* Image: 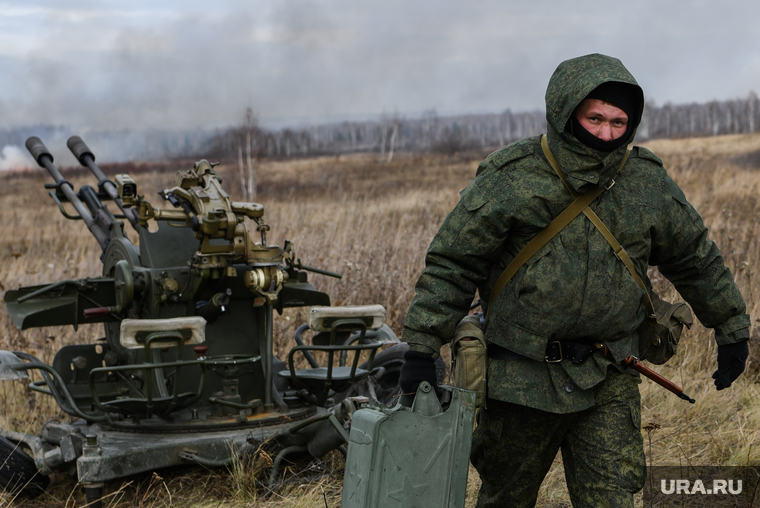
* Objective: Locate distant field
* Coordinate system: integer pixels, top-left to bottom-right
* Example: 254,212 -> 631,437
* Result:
1,135 -> 759,506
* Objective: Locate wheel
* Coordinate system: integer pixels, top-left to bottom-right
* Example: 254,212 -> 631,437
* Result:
361,343 -> 408,404
340,343 -> 446,405
0,436 -> 48,497
102,237 -> 142,356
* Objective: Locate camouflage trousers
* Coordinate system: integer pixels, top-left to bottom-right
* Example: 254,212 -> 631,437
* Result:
470,370 -> 645,508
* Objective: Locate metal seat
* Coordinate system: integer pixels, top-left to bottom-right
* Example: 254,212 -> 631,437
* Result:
278,305 -> 386,405
91,317 -> 208,418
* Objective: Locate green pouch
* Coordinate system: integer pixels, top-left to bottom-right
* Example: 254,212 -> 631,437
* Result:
636,291 -> 694,365
451,314 -> 488,408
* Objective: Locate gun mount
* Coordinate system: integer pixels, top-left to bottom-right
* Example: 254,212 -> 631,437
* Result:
0,136 -> 406,505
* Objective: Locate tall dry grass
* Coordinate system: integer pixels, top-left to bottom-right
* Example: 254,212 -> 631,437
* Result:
0,134 -> 759,506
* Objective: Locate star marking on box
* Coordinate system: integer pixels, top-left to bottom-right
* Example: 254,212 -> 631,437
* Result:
387,474 -> 429,507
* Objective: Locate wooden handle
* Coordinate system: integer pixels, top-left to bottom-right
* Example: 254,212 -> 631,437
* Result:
622,356 -> 695,403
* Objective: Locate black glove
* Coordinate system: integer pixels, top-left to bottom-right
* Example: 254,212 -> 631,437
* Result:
399,350 -> 439,395
712,340 -> 749,390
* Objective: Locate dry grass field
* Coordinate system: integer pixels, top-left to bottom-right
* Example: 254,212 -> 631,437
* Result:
1,133 -> 760,506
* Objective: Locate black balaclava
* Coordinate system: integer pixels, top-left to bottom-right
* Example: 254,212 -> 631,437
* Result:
569,81 -> 639,152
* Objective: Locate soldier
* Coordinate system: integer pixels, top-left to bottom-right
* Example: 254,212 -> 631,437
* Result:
399,53 -> 750,507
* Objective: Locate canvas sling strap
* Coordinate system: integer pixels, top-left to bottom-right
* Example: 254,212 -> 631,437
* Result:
486,135 -> 642,316
538,135 -> 656,319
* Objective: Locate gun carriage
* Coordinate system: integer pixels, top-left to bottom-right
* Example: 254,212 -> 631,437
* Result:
0,137 -> 408,504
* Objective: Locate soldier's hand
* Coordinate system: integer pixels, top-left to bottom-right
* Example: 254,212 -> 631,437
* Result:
399,350 -> 438,395
712,340 -> 749,390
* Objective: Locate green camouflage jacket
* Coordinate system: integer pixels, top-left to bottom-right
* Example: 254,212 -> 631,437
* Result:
402,54 -> 750,413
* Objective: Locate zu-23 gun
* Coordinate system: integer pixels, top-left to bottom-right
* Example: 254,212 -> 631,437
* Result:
0,136 -> 403,505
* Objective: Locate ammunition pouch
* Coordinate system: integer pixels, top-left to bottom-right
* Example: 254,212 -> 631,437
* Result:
451,315 -> 488,409
636,291 -> 694,365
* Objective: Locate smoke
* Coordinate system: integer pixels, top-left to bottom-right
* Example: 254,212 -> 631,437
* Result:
4,0 -> 760,135
0,145 -> 35,171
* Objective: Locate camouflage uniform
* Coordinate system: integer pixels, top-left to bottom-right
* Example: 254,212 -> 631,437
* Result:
471,370 -> 644,507
402,54 -> 750,506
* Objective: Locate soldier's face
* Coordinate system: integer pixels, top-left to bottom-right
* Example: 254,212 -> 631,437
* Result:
575,99 -> 629,141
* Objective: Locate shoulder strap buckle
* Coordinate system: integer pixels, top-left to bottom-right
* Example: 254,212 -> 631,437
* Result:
545,341 -> 563,363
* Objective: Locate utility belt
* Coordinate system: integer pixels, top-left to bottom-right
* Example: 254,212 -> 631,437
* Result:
451,318 -> 605,410
487,341 -> 603,364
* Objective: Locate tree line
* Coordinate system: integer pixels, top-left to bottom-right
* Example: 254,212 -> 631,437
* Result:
3,92 -> 758,168
205,109 -> 548,161
207,92 -> 760,161
638,93 -> 760,139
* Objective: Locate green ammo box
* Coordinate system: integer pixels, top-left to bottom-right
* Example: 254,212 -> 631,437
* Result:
342,382 -> 476,508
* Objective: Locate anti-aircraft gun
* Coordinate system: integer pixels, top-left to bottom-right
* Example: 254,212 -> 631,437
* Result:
0,137 -> 407,504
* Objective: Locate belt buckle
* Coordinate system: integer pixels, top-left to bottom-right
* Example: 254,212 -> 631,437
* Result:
545,341 -> 563,363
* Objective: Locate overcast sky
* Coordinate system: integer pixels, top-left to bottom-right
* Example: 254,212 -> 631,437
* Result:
2,0 -> 759,133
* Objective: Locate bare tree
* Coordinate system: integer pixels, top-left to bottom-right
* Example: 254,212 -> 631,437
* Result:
237,134 -> 248,201
749,92 -> 758,133
379,114 -> 388,162
386,114 -> 399,164
422,109 -> 438,151
245,107 -> 258,201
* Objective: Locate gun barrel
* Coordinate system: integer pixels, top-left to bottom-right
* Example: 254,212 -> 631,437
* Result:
66,136 -> 139,228
298,264 -> 343,279
25,137 -> 110,250
26,136 -> 63,181
68,136 -> 108,185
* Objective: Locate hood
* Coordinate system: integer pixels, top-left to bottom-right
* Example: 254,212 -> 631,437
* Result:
544,54 -> 645,191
